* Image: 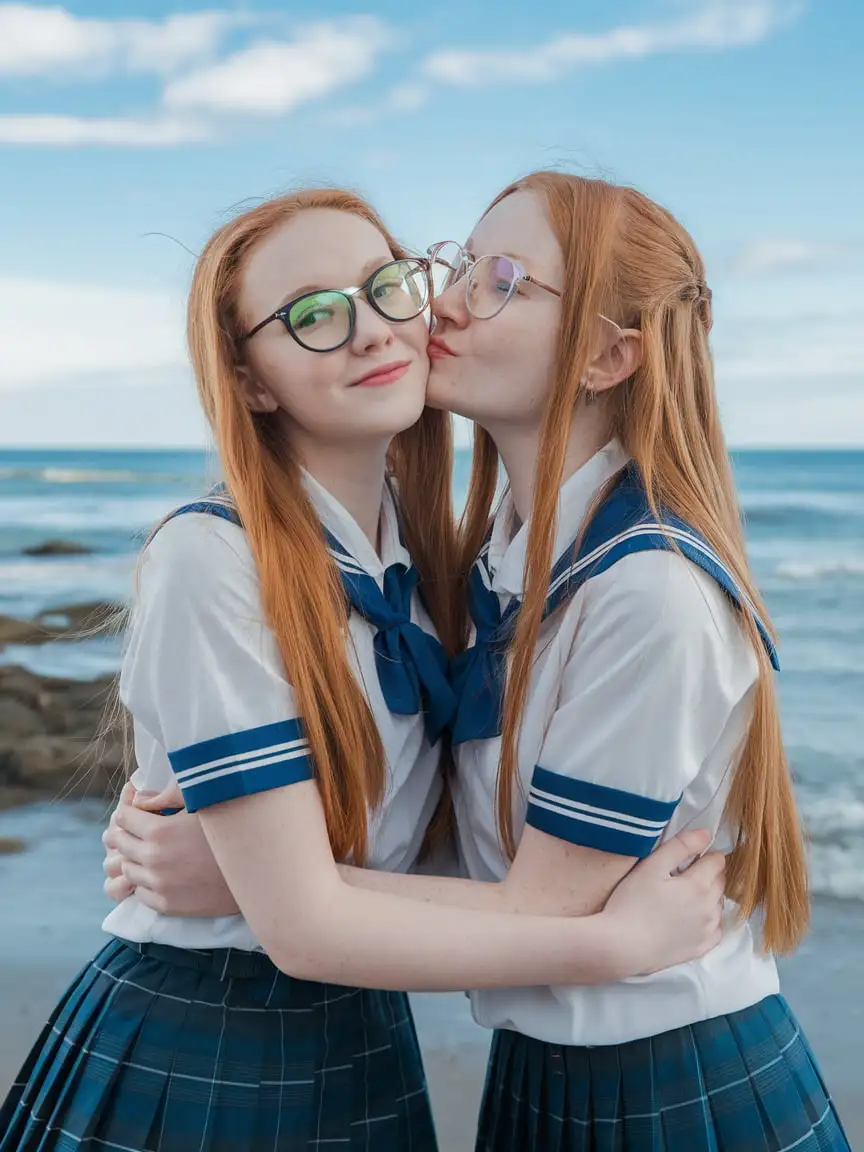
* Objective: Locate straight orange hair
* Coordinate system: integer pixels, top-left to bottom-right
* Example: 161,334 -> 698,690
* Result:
187,188 -> 459,865
459,171 -> 809,954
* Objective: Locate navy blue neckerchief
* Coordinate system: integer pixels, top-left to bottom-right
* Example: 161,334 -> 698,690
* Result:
450,462 -> 779,745
152,486 -> 456,745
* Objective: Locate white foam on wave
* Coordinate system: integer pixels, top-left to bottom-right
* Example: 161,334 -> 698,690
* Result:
775,558 -> 864,581
0,466 -> 195,485
802,794 -> 864,838
809,844 -> 864,902
740,490 -> 862,517
41,468 -> 144,484
800,791 -> 864,903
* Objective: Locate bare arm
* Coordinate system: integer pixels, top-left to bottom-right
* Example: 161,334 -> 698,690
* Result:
106,786 -> 671,920
335,840 -> 621,917
193,776 -> 720,991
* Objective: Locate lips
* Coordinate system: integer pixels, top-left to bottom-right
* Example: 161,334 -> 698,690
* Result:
428,337 -> 456,359
352,361 -> 411,387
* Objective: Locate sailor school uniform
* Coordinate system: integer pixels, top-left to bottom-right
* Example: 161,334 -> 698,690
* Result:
453,440 -> 849,1151
0,473 -> 451,1152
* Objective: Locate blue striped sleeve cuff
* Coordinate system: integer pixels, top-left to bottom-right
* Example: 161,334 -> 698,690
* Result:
525,765 -> 679,858
168,718 -> 313,812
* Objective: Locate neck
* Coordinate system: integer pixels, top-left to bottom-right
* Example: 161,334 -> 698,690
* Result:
295,432 -> 390,551
484,397 -> 613,524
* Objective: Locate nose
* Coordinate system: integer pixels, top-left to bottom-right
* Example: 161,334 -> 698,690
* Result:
431,277 -> 470,331
350,297 -> 396,355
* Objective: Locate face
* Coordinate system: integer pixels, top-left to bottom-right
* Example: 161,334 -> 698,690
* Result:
236,208 -> 430,448
425,191 -> 562,430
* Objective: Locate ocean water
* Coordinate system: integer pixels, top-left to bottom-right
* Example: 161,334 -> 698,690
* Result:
0,446 -> 862,905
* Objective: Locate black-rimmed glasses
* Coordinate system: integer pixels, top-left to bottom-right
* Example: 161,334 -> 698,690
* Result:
241,257 -> 432,353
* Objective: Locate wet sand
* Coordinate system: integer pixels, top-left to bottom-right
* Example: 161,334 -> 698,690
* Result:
0,801 -> 861,1149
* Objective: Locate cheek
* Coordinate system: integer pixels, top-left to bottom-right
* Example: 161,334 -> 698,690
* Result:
255,343 -> 341,417
399,314 -> 432,358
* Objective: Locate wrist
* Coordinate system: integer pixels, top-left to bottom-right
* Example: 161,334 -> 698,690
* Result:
577,911 -> 633,984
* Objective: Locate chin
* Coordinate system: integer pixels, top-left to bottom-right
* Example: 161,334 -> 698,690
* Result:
425,363 -> 462,412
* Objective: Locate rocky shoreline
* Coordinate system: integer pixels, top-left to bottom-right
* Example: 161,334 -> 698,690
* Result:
0,601 -> 125,811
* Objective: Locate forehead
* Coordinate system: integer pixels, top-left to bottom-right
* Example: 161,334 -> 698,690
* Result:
467,190 -> 561,274
239,208 -> 394,316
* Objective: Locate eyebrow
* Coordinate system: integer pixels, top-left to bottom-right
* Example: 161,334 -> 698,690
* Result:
275,255 -> 391,309
464,240 -> 528,265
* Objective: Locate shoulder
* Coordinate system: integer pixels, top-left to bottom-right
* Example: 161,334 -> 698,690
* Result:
579,548 -> 758,677
138,510 -> 258,611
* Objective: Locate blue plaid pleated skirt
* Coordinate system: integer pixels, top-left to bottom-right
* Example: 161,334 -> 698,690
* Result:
475,995 -> 849,1151
0,936 -> 438,1151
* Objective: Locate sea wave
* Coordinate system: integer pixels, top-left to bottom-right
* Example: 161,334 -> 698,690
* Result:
0,467 -> 193,485
740,490 -> 863,515
775,558 -> 864,581
809,844 -> 864,903
801,791 -> 864,903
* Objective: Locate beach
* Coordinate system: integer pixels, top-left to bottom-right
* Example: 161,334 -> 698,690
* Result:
0,800 -> 862,1149
1,447 -> 862,1148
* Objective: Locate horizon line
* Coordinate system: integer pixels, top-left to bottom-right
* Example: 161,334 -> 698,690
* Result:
1,442 -> 863,453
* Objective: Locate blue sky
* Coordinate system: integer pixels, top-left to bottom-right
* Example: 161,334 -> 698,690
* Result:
0,0 -> 861,447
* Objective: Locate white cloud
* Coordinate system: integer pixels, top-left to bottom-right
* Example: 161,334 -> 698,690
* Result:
163,18 -> 392,116
0,4 -> 241,77
0,277 -> 186,389
387,83 -> 429,112
730,239 -> 845,277
424,0 -> 802,85
0,114 -> 214,146
322,81 -> 429,128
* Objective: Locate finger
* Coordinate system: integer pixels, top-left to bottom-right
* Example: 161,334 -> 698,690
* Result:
120,780 -> 137,805
131,885 -> 168,915
649,828 -> 713,875
104,875 -> 135,903
134,782 -> 184,812
102,823 -> 119,852
115,799 -> 165,840
686,850 -> 726,885
112,823 -> 152,866
120,859 -> 156,890
103,851 -> 124,880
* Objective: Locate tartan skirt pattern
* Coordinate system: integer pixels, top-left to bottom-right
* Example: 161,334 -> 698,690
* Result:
475,995 -> 849,1152
0,937 -> 438,1151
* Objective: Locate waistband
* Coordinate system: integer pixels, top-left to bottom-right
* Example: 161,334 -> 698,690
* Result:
118,938 -> 279,981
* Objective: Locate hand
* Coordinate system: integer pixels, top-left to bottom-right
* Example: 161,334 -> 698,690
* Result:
101,781 -> 239,918
603,829 -> 726,976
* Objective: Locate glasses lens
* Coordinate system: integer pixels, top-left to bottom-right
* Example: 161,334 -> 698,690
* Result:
287,290 -> 352,351
467,255 -> 519,319
429,243 -> 466,297
370,259 -> 429,321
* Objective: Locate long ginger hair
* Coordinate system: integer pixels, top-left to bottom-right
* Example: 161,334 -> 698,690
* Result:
459,171 -> 809,953
187,189 -> 459,864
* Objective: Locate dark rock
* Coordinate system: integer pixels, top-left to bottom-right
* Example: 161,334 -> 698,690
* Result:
0,837 -> 26,855
0,663 -> 123,807
35,600 -> 125,636
0,601 -> 124,651
0,615 -> 44,646
0,696 -> 42,738
23,540 -> 92,557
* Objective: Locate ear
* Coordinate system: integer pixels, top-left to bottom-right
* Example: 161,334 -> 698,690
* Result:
585,326 -> 642,395
236,362 -> 279,414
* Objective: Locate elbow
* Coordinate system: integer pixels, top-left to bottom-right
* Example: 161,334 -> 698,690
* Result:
268,944 -> 322,982
254,894 -> 341,983
260,925 -> 327,982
